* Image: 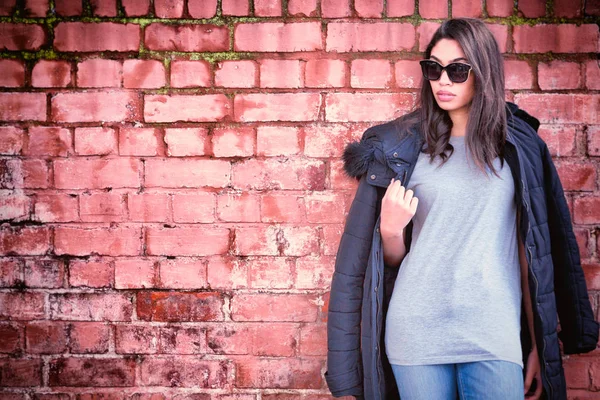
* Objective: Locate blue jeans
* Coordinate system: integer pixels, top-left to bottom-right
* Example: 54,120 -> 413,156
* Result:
391,360 -> 525,400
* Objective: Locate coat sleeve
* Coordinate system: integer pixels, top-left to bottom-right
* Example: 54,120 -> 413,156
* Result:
325,172 -> 379,398
541,141 -> 599,354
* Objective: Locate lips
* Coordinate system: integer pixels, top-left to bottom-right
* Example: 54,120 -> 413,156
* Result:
436,91 -> 455,101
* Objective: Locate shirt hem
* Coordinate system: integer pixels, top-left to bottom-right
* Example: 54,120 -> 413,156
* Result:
387,354 -> 524,369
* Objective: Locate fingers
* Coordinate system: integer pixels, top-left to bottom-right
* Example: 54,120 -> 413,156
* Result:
523,368 -> 535,395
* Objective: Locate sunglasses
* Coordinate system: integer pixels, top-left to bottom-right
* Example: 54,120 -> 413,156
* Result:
419,60 -> 472,83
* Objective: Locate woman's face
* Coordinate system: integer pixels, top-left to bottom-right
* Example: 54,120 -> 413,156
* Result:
427,38 -> 476,116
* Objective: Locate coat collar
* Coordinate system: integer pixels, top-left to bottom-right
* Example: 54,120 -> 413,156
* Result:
342,102 -> 540,182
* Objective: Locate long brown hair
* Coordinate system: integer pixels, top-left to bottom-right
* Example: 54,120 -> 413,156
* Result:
417,18 -> 507,177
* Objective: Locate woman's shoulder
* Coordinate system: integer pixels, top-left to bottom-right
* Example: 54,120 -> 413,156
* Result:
342,110 -> 422,179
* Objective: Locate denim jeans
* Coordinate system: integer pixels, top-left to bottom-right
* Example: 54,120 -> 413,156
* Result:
391,360 -> 525,400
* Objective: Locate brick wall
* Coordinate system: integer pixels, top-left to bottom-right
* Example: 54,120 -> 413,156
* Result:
0,0 -> 599,398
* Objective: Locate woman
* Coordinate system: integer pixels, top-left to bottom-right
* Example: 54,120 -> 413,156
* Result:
325,18 -> 598,400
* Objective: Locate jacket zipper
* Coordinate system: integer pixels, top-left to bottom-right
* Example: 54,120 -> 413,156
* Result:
375,245 -> 382,398
523,181 -> 553,398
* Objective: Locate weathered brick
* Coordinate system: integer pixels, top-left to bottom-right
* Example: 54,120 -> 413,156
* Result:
145,94 -> 231,122
0,292 -> 45,320
215,60 -> 257,88
137,291 -> 224,322
321,0 -> 351,17
26,126 -> 72,157
326,92 -> 413,122
235,23 -> 322,52
122,0 -> 149,16
387,0 -> 414,16
55,0 -> 81,15
217,192 -> 261,222
504,60 -> 534,90
24,258 -> 65,288
77,59 -> 122,88
33,193 -> 79,223
351,59 -> 392,88
231,293 -> 318,322
355,0 -> 383,17
287,0 -> 318,16
232,159 -> 326,190
518,0 -> 546,17
260,59 -> 302,88
586,60 -> 600,90
1,191 -> 29,221
305,59 -> 346,88
257,126 -> 301,156
54,226 -> 141,256
248,257 -> 294,289
452,0 -> 482,17
49,292 -> 134,321
90,0 -> 117,16
115,324 -> 159,354
0,93 -> 46,122
48,357 -> 136,386
0,226 -> 50,256
154,0 -> 183,18
51,91 -> 141,123
128,191 -> 170,222
145,158 -> 231,188
327,22 -> 415,52
54,158 -> 141,189
119,127 -> 162,156
212,127 -> 255,157
260,193 -> 306,223
514,24 -> 599,53
54,22 -> 140,52
25,321 -> 68,354
172,192 -> 216,223
538,61 -> 583,90
159,258 -> 207,289
395,60 -> 422,88
486,0 -> 513,16
145,23 -> 229,51
0,358 -> 43,386
139,357 -> 227,388
74,127 -> 118,155
223,0 -> 249,15
123,59 -> 166,89
207,256 -> 248,289
234,357 -> 322,388
0,23 -> 45,50
114,258 -> 157,289
69,259 -> 113,289
419,0 -> 448,18
574,196 -> 600,224
170,60 -> 211,88
514,94 -> 599,124
0,60 -> 25,87
188,0 -> 217,18
235,93 -> 320,122
255,0 -> 281,16
146,226 -> 230,256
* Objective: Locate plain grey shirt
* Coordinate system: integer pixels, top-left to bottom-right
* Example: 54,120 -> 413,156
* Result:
385,134 -> 524,368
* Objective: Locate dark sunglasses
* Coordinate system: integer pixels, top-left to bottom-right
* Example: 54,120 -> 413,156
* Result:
419,60 -> 472,83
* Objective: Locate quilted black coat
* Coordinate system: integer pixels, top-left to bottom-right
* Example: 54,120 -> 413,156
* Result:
325,102 -> 599,400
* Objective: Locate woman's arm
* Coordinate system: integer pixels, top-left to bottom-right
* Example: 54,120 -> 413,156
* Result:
382,226 -> 407,268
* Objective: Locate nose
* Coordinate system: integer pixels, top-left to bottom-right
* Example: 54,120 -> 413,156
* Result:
439,69 -> 452,85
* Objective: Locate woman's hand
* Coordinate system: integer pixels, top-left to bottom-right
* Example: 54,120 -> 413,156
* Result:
380,178 -> 418,238
524,346 -> 543,399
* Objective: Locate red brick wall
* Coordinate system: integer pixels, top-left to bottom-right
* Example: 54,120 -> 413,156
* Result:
0,0 -> 599,398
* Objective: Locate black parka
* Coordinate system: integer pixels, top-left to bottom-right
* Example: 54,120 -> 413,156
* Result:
325,102 -> 599,400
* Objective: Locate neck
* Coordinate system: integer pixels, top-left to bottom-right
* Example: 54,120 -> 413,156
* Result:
448,107 -> 469,137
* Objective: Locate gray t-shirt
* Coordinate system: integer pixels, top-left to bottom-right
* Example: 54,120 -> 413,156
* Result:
384,134 -> 523,368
